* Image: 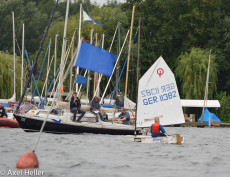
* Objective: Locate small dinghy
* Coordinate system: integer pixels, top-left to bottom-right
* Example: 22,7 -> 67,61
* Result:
126,134 -> 184,144
0,118 -> 20,128
126,57 -> 185,143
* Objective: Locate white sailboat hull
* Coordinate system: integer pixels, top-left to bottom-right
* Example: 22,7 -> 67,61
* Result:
126,135 -> 184,144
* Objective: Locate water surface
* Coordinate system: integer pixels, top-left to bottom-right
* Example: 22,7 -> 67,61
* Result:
0,127 -> 229,177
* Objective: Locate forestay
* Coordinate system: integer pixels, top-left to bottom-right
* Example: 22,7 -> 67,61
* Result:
136,56 -> 185,127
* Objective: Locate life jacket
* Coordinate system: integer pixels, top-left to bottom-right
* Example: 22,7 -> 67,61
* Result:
151,123 -> 160,134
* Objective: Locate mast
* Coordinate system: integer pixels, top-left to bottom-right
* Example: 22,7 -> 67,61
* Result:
86,29 -> 94,100
54,34 -> 58,78
125,5 -> 135,97
76,3 -> 82,92
46,39 -> 51,95
59,0 -> 70,98
135,18 -> 141,136
93,33 -> 98,96
21,23 -> 24,96
12,11 -> 16,99
116,22 -> 121,97
201,50 -> 211,123
70,35 -> 74,93
98,33 -> 105,97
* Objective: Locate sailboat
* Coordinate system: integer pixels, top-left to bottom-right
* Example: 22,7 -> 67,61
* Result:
13,1 -> 142,135
127,56 -> 185,143
198,50 -> 222,127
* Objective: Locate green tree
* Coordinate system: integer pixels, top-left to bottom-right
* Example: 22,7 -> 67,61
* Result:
0,51 -> 23,99
215,91 -> 230,123
175,48 -> 218,99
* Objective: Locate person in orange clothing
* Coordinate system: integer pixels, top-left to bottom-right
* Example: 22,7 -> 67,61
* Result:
150,117 -> 167,137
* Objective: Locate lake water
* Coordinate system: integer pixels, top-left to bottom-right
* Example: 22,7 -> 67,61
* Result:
0,127 -> 230,177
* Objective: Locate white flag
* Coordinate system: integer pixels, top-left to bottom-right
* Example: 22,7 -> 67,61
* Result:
83,10 -> 103,26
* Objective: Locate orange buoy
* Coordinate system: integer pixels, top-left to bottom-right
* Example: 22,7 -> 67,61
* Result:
60,85 -> 64,93
16,152 -> 39,169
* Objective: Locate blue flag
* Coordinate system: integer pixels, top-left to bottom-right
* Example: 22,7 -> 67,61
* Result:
76,74 -> 87,85
83,10 -> 103,26
75,41 -> 116,77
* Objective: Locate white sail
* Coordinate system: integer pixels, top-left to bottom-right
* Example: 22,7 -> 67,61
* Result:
124,96 -> 136,110
136,56 -> 185,127
0,94 -> 16,104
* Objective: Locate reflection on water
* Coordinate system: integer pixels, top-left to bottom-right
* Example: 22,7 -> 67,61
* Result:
0,127 -> 230,177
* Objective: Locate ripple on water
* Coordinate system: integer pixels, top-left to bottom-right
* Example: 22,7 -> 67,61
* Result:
1,127 -> 230,177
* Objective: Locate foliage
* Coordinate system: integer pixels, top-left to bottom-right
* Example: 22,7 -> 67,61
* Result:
0,0 -> 48,54
215,92 -> 230,122
2,0 -> 230,122
175,48 -> 218,99
0,51 -> 23,99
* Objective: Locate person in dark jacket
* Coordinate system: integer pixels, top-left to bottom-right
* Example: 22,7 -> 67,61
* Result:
90,96 -> 103,122
150,117 -> 167,137
0,104 -> 7,118
115,95 -> 124,108
70,92 -> 85,122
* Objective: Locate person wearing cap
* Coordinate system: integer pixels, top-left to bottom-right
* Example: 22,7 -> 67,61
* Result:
150,117 -> 167,137
70,92 -> 85,122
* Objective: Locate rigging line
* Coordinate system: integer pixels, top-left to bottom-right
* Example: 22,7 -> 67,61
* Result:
24,50 -> 45,109
97,35 -> 102,46
15,38 -> 22,56
42,65 -> 61,105
109,28 -> 139,104
92,33 -> 96,44
93,23 -> 119,99
52,31 -> 75,100
32,0 -> 69,153
40,54 -> 54,106
100,28 -> 129,104
30,44 -> 50,104
16,0 -> 59,112
46,68 -> 61,106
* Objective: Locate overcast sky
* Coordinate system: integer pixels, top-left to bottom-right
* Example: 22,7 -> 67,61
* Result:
91,0 -> 126,6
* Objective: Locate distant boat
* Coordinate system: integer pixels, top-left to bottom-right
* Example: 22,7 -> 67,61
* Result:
198,108 -> 222,126
127,56 -> 185,144
0,101 -> 20,128
0,118 -> 20,128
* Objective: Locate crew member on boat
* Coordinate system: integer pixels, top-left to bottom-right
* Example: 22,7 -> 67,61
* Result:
115,95 -> 124,108
70,92 -> 85,122
90,96 -> 103,122
0,104 -> 7,118
151,117 -> 167,137
112,107 -> 130,125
